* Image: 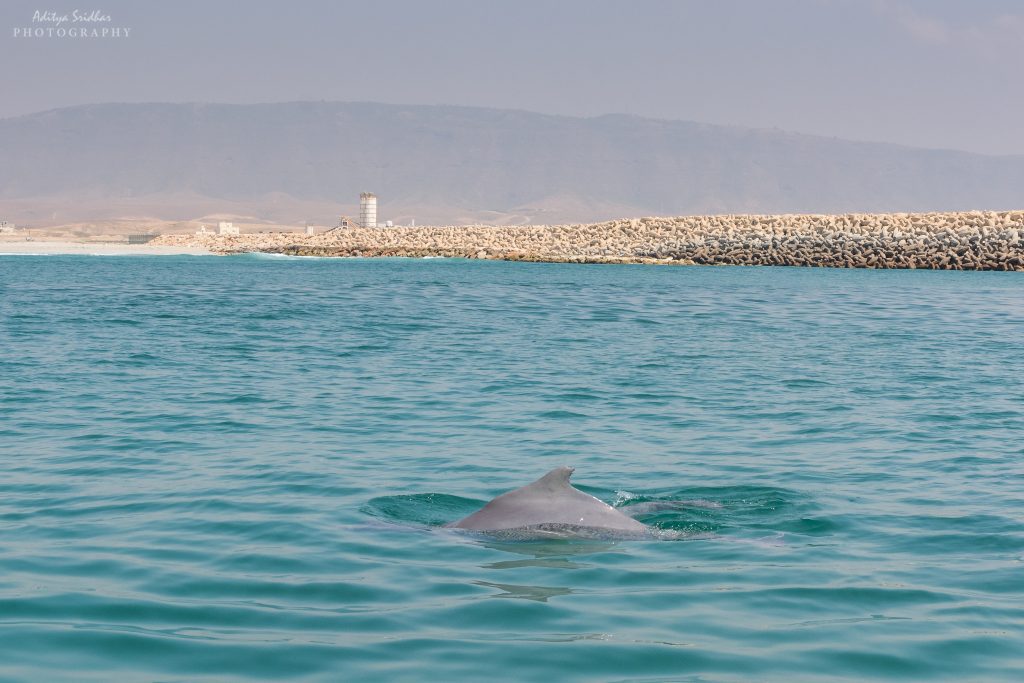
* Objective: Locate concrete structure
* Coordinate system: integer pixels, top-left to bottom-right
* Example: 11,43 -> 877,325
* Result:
196,225 -> 211,235
0,221 -> 15,234
151,209 -> 1024,271
218,221 -> 239,235
305,224 -> 316,236
359,193 -> 377,228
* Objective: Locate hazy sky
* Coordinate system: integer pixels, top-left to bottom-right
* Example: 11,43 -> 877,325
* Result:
2,0 -> 1022,155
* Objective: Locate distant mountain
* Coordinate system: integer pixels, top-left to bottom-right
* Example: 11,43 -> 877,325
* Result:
1,101 -> 1022,226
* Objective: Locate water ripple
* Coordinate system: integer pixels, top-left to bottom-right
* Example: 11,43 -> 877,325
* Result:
0,257 -> 1022,681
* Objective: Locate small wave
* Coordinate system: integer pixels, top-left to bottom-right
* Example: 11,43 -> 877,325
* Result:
535,409 -> 588,419
613,490 -> 639,506
362,493 -> 472,528
233,252 -> 329,260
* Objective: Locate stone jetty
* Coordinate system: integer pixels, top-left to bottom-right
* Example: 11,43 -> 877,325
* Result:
153,210 -> 1024,270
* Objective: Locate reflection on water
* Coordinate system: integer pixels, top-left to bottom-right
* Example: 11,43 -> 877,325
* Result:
482,557 -> 591,571
472,580 -> 575,602
475,538 -> 620,565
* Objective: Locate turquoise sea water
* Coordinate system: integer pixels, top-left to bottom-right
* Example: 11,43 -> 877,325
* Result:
1,255 -> 1022,682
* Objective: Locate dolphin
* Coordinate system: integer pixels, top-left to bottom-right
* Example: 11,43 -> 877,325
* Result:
445,466 -> 649,536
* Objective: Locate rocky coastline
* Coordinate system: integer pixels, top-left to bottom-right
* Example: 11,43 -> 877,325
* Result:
153,210 -> 1024,270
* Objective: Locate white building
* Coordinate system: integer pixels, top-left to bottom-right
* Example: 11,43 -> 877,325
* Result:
359,193 -> 377,228
218,221 -> 239,235
0,221 -> 15,234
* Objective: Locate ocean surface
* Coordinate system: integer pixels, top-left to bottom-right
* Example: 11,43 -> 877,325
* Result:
1,254 -> 1022,682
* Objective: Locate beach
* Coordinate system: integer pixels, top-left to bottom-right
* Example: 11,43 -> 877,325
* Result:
0,240 -> 212,256
153,210 -> 1024,270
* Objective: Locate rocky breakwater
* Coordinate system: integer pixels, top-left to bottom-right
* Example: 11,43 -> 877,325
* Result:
153,210 -> 1024,270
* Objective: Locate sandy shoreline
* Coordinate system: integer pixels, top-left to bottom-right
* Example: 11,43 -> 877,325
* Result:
0,241 -> 212,256
152,210 -> 1024,270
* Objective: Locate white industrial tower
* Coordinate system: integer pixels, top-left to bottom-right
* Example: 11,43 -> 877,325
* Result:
359,192 -> 377,228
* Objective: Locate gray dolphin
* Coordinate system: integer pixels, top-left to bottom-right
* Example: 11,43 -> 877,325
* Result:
445,466 -> 648,535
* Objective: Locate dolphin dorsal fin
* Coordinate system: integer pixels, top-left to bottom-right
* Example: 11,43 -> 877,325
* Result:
535,466 -> 575,490
447,466 -> 648,533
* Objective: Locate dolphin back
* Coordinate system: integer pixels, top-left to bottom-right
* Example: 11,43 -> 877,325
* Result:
446,467 -> 648,534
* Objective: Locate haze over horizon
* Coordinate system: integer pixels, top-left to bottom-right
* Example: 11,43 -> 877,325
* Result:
3,100 -> 1023,229
2,0 -> 1023,155
4,97 -> 1023,160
